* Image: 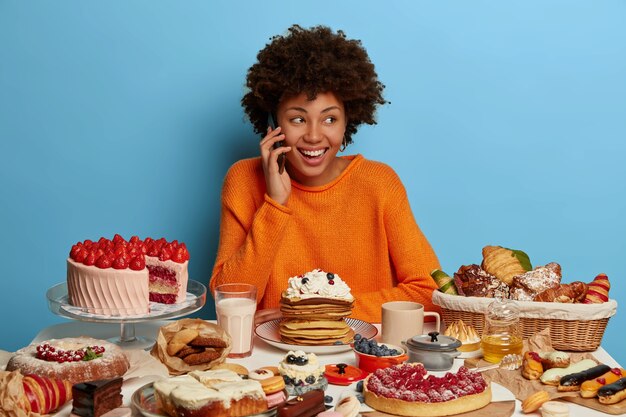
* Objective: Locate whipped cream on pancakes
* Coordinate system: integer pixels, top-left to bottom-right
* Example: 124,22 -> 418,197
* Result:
284,269 -> 354,301
279,269 -> 356,345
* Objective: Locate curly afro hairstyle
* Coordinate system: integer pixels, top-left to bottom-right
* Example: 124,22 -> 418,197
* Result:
242,25 -> 387,146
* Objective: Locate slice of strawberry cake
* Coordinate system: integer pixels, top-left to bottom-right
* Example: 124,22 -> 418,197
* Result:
143,237 -> 189,304
67,234 -> 189,316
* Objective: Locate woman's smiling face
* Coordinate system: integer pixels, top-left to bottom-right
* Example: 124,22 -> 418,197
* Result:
277,91 -> 347,187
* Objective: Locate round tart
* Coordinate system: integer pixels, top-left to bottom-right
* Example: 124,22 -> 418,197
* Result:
363,363 -> 491,417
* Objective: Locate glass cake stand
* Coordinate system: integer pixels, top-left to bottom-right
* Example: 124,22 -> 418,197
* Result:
46,280 -> 207,350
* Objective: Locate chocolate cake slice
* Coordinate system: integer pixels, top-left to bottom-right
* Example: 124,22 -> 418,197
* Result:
72,377 -> 123,417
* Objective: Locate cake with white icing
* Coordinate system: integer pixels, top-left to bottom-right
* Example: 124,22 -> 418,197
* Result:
153,370 -> 266,417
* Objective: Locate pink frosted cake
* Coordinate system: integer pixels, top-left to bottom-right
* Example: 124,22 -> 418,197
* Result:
67,234 -> 189,316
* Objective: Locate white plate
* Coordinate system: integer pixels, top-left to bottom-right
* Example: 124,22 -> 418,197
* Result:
132,382 -> 277,417
254,318 -> 377,354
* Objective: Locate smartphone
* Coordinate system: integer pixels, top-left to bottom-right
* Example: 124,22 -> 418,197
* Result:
267,113 -> 286,174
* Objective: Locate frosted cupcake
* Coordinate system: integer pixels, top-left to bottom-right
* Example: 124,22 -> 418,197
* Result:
278,350 -> 328,395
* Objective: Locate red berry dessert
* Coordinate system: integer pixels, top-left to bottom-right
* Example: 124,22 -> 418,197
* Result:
67,234 -> 189,316
143,237 -> 190,304
363,363 -> 492,417
6,337 -> 130,386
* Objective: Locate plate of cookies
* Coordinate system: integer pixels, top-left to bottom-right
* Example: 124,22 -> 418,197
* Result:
255,318 -> 377,354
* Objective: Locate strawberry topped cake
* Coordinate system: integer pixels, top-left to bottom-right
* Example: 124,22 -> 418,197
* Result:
67,234 -> 189,316
364,363 -> 491,417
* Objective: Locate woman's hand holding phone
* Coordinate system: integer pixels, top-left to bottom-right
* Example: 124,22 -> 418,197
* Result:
260,122 -> 291,205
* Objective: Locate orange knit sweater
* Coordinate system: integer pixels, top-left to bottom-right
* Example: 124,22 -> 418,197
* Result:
210,154 -> 441,322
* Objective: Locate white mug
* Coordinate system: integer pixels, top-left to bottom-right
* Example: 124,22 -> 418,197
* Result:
381,301 -> 441,346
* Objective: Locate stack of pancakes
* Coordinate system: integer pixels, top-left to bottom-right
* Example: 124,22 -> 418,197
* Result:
278,270 -> 355,345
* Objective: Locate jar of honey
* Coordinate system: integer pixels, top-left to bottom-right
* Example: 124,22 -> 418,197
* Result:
481,298 -> 523,363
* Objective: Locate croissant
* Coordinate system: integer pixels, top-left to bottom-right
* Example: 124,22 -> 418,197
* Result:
0,370 -> 73,414
534,281 -> 588,303
481,246 -> 532,286
583,273 -> 610,303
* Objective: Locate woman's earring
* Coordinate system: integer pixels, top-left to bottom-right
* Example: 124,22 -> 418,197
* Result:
340,137 -> 347,152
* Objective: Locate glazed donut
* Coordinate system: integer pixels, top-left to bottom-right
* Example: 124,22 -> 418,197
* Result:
249,368 -> 275,381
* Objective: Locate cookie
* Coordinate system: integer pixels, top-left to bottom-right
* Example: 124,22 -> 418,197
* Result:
175,345 -> 204,358
522,390 -> 550,413
181,349 -> 222,365
166,328 -> 199,356
249,368 -> 275,381
189,336 -> 228,348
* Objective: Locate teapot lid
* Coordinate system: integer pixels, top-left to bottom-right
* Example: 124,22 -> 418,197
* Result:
405,332 -> 461,351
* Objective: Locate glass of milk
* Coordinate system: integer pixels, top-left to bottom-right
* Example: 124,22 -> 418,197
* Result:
214,283 -> 257,358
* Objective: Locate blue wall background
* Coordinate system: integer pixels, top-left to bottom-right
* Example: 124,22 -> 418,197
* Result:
1,1 -> 624,365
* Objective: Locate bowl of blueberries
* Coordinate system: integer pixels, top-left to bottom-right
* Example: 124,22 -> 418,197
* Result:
351,334 -> 408,373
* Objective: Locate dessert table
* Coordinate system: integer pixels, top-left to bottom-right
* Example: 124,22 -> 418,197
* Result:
26,320 -> 624,417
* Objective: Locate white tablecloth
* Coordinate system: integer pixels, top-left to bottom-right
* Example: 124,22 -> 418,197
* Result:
23,320 -> 623,417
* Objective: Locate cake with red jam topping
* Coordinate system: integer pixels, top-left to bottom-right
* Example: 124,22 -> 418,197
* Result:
364,363 -> 491,417
67,234 -> 189,316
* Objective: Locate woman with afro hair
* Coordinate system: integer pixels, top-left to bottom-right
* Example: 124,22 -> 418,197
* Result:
210,25 -> 440,323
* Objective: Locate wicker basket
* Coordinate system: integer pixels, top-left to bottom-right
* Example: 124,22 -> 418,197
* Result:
432,291 -> 617,351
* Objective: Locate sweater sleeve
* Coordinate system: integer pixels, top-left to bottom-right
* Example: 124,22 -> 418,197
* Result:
352,170 -> 441,322
209,161 -> 292,302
